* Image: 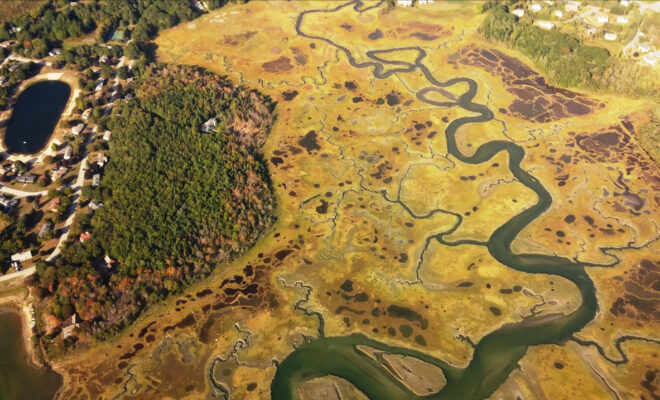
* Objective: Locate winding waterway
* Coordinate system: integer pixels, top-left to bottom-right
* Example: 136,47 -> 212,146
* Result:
271,1 -> 601,399
0,311 -> 62,400
4,80 -> 70,155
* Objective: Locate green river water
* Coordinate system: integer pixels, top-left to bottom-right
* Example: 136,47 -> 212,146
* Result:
271,1 -> 601,399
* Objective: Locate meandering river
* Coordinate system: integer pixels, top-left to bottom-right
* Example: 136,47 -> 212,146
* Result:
271,2 -> 600,399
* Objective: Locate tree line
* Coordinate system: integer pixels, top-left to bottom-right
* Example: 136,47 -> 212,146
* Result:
34,65 -> 276,344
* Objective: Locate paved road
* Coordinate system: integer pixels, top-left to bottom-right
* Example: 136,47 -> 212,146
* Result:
635,0 -> 660,14
46,126 -> 98,262
0,266 -> 35,283
0,54 -> 52,68
0,186 -> 48,197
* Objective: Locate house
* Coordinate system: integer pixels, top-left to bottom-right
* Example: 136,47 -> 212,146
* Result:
82,108 -> 92,121
94,78 -> 105,92
92,173 -> 100,187
535,20 -> 555,30
8,26 -> 21,34
103,130 -> 112,141
79,231 -> 91,243
530,3 -> 542,12
585,25 -> 598,36
72,123 -> 85,135
621,0 -> 630,6
0,40 -> 15,49
51,166 -> 68,181
63,145 -> 73,160
89,200 -> 104,210
512,8 -> 525,17
0,195 -> 18,212
643,52 -> 658,66
99,55 -> 109,65
417,0 -> 433,4
104,254 -> 116,271
10,250 -> 32,262
61,314 -> 79,338
96,153 -> 108,167
604,32 -> 618,41
616,15 -> 628,24
0,76 -> 6,85
1,164 -> 12,175
397,0 -> 413,6
565,2 -> 579,12
38,222 -> 53,238
554,10 -> 563,18
48,48 -> 61,57
8,63 -> 20,72
639,43 -> 651,53
596,14 -> 609,24
49,197 -> 60,212
192,0 -> 205,11
15,174 -> 37,184
201,117 -> 217,133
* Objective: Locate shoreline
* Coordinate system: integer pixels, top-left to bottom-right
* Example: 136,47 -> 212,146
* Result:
0,295 -> 41,369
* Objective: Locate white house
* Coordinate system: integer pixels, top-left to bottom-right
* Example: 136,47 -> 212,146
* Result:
554,10 -> 563,18
63,145 -> 73,160
193,0 -> 205,11
48,48 -> 61,57
643,52 -> 658,66
531,3 -> 542,12
397,0 -> 413,6
89,201 -> 104,210
92,174 -> 101,187
72,123 -> 85,135
585,25 -> 598,36
535,20 -> 555,30
513,8 -> 525,17
201,117 -> 217,133
0,76 -> 6,85
604,32 -> 618,41
94,78 -> 105,92
621,0 -> 630,6
82,108 -> 92,121
103,130 -> 112,141
11,250 -> 32,262
96,153 -> 108,167
565,2 -> 579,12
597,14 -> 609,24
638,43 -> 651,53
616,15 -> 628,24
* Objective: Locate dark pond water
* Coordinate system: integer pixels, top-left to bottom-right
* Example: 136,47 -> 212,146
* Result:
0,311 -> 62,400
4,80 -> 71,155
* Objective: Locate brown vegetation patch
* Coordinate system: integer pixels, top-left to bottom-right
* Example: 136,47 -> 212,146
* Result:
262,56 -> 294,73
223,31 -> 257,46
561,125 -> 660,212
396,22 -> 450,40
449,44 -> 603,122
610,259 -> 660,322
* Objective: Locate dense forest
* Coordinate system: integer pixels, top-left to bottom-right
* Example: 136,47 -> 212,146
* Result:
479,4 -> 659,98
34,65 -> 276,342
0,0 -> 237,58
479,4 -> 612,89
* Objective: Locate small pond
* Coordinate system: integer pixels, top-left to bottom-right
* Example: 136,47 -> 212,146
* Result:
4,80 -> 71,155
